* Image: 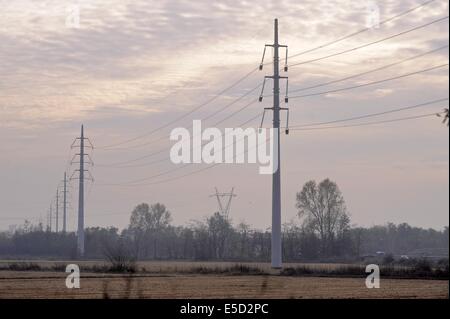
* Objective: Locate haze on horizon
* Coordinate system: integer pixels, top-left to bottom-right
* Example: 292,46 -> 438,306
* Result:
0,0 -> 448,232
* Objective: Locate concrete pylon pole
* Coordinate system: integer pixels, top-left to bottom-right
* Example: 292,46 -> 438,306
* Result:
271,18 -> 282,269
77,125 -> 85,258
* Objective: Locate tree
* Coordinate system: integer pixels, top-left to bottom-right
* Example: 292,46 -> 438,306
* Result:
282,221 -> 302,261
128,203 -> 172,259
296,179 -> 350,257
235,222 -> 252,259
190,220 -> 210,260
129,203 -> 171,231
1,202 -> 448,263
206,212 -> 232,259
86,227 -> 119,258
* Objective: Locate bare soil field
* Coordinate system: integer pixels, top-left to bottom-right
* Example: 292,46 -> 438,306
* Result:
0,270 -> 447,299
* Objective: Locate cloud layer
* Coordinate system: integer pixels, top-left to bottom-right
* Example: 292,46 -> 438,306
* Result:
0,0 -> 448,230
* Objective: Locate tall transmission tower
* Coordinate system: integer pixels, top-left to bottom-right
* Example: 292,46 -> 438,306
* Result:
259,18 -> 290,269
71,125 -> 93,258
58,172 -> 69,232
55,188 -> 59,232
209,187 -> 237,220
47,203 -> 52,232
63,172 -> 67,232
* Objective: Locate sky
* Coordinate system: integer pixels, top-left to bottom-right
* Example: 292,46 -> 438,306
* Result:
0,0 -> 449,232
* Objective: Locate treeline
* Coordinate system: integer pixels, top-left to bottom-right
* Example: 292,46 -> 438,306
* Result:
0,179 -> 448,261
0,207 -> 447,261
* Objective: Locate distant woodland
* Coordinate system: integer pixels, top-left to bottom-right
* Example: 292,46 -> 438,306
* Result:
0,179 -> 448,262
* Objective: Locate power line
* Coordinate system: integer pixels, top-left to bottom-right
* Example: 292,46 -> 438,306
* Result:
95,1 -> 441,151
212,99 -> 259,126
97,96 -> 447,187
96,111 -> 442,188
99,85 -> 263,152
41,5 -> 449,189
289,98 -> 449,128
96,29 -> 449,165
98,111 -> 263,169
43,138 -> 77,232
289,16 -> 449,68
96,98 -> 261,168
96,68 -> 259,150
112,162 -> 221,187
96,8 -> 446,154
96,55 -> 448,192
287,0 -> 438,60
97,95 -> 447,182
8,1 -> 447,226
96,112 -> 266,185
100,133 -> 267,187
61,105 -> 448,221
290,63 -> 449,99
109,55 -> 449,168
290,45 -> 449,93
290,112 -> 445,131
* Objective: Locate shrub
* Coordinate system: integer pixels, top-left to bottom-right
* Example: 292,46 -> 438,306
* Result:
382,254 -> 395,265
414,258 -> 432,273
437,258 -> 449,268
103,241 -> 136,273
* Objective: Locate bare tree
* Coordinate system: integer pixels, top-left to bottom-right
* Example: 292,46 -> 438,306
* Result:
236,222 -> 252,258
296,179 -> 350,257
207,212 -> 232,259
128,203 -> 172,259
129,203 -> 171,230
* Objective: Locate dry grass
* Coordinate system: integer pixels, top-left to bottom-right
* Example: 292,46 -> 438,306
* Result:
0,260 -> 399,273
0,271 -> 447,299
1,260 -> 443,279
0,260 -> 447,299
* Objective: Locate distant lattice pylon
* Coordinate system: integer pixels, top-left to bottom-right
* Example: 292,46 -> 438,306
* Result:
209,187 -> 237,219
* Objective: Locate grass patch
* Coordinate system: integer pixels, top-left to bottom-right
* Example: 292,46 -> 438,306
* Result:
188,264 -> 268,275
51,263 -> 67,272
7,262 -> 41,271
280,263 -> 449,279
87,263 -> 137,274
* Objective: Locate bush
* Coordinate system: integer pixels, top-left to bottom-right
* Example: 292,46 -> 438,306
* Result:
414,258 -> 432,272
382,254 -> 395,265
108,262 -> 136,273
437,258 -> 449,267
103,241 -> 136,273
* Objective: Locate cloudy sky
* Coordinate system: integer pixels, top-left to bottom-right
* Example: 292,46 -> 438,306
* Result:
0,0 -> 448,231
